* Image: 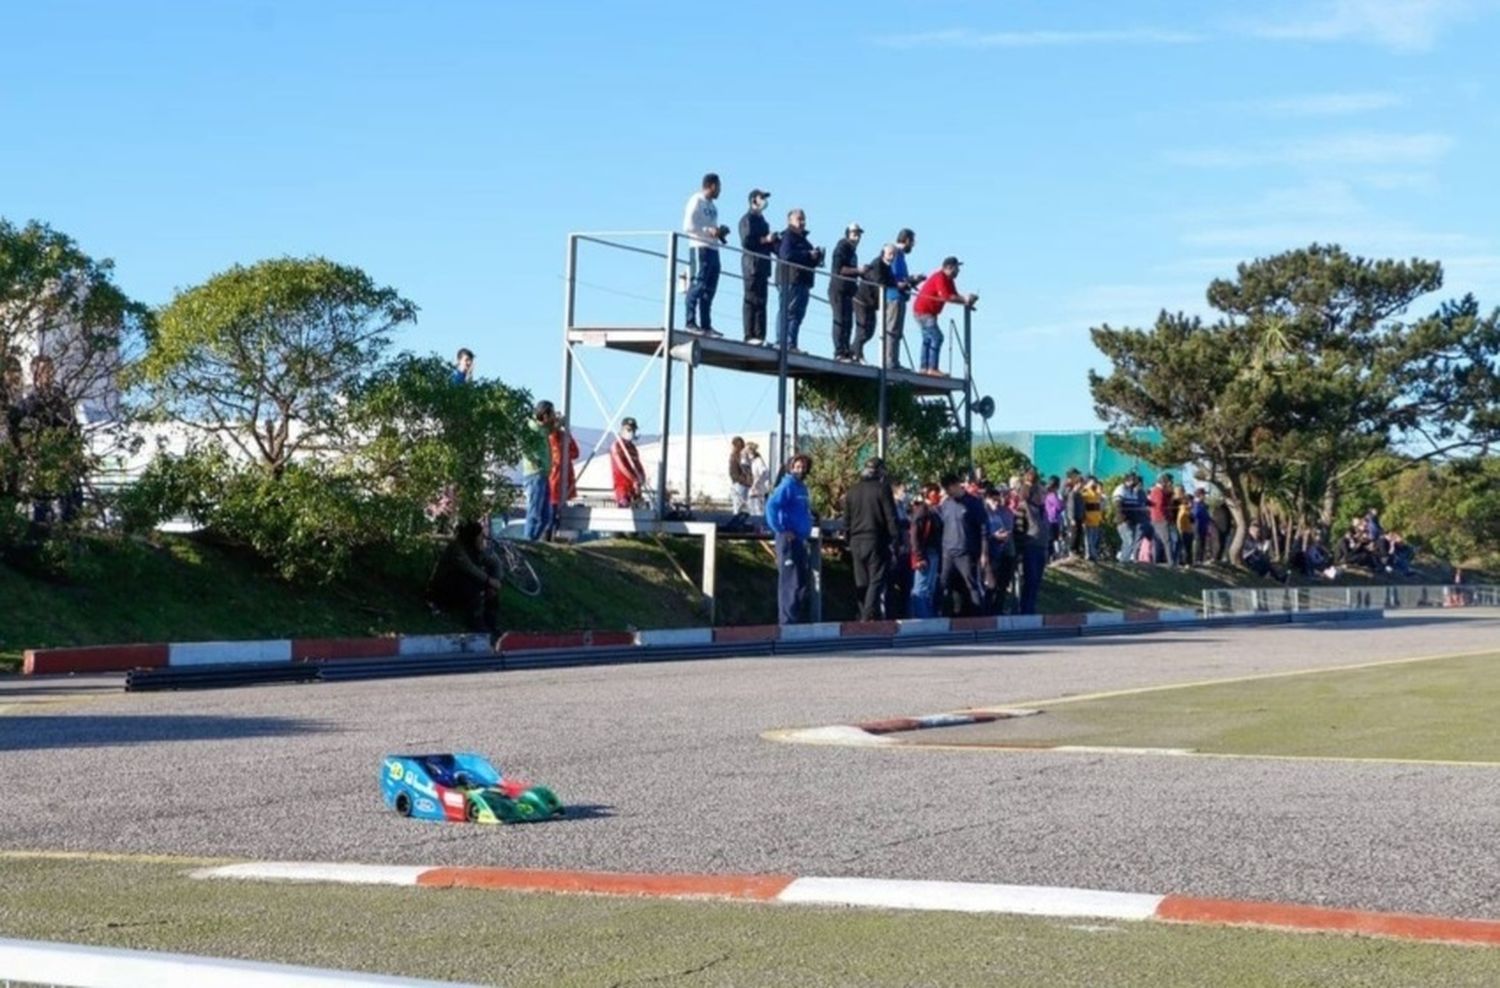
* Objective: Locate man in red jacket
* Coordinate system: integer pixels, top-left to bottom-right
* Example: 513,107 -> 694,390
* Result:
610,417 -> 646,507
912,256 -> 977,376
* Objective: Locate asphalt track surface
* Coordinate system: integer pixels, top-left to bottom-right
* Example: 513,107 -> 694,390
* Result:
3,613 -> 1499,922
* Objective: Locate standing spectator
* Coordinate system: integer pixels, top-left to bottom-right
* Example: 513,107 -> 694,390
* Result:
883,229 -> 924,370
908,483 -> 943,619
1044,476 -> 1064,559
984,485 -> 1017,614
681,172 -> 727,336
1016,468 -> 1050,614
609,417 -> 646,508
1111,473 -> 1144,561
911,256 -> 977,376
427,520 -> 504,650
1211,498 -> 1234,562
728,436 -> 752,515
1365,508 -> 1383,543
1081,477 -> 1103,561
451,347 -> 474,384
1146,473 -> 1177,565
520,401 -> 555,540
547,413 -> 580,525
775,209 -> 823,355
887,480 -> 913,617
828,223 -> 864,362
11,355 -> 82,525
1190,487 -> 1213,565
746,441 -> 770,516
738,189 -> 777,344
936,472 -> 988,617
853,244 -> 894,365
844,456 -> 899,621
1175,484 -> 1195,565
765,454 -> 815,625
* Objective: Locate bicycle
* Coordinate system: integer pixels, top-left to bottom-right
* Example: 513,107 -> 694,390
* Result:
487,533 -> 543,597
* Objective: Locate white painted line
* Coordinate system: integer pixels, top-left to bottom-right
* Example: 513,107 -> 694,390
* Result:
968,707 -> 1042,719
0,936 -> 474,987
777,877 -> 1165,920
634,627 -> 714,647
914,714 -> 976,728
192,862 -> 427,886
1053,745 -> 1195,756
168,640 -> 292,667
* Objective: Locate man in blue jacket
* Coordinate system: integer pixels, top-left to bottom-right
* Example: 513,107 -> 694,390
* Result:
776,209 -> 824,354
766,453 -> 815,625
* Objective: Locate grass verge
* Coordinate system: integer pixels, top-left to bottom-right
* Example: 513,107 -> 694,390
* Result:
909,651 -> 1500,762
1,858 -> 1497,987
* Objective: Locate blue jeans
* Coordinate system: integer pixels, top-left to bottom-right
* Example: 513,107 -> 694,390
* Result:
917,314 -> 943,370
910,550 -> 940,618
1019,541 -> 1048,615
684,248 -> 720,329
777,282 -> 810,348
523,472 -> 552,541
1084,526 -> 1101,561
776,533 -> 810,625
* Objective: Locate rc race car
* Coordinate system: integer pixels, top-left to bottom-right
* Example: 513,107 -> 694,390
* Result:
381,752 -> 564,824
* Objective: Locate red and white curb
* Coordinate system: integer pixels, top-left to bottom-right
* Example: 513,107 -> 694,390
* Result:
191,862 -> 1500,947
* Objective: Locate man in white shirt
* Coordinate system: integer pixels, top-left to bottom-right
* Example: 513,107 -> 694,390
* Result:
681,172 -> 728,336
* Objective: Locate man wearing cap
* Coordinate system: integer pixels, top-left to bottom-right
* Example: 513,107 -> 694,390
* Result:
738,189 -> 778,345
520,400 -> 556,540
775,209 -> 824,354
912,257 -> 978,376
610,416 -> 647,508
681,172 -> 729,336
828,223 -> 864,362
883,228 -> 924,370
843,456 -> 899,621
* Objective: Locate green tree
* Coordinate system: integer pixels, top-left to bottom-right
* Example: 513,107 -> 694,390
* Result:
140,257 -> 417,474
1090,245 -> 1500,563
798,379 -> 967,517
972,442 -> 1032,488
347,352 -> 533,523
1,218 -> 149,539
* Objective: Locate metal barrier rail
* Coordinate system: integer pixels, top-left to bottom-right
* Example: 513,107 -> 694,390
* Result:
1202,584 -> 1500,615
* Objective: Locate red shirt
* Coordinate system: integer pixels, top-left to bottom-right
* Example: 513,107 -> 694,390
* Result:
1146,485 -> 1171,523
913,269 -> 960,318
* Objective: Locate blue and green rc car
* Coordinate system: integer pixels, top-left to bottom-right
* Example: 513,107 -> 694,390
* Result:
381,752 -> 564,824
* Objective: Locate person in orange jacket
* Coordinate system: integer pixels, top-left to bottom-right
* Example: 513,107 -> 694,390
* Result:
548,414 -> 580,517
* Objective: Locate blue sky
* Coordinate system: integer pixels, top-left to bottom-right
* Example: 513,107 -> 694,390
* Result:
4,0 -> 1499,434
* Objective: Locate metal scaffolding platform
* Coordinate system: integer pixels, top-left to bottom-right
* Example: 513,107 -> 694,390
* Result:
567,326 -> 965,394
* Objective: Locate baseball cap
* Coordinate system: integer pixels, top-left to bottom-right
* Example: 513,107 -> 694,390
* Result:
848,222 -> 864,234
620,416 -> 638,429
942,255 -> 963,268
749,188 -> 771,202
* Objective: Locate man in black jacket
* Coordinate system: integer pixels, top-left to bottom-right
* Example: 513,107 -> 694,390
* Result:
427,520 -> 504,649
775,209 -> 824,354
844,456 -> 899,621
738,189 -> 777,344
828,223 -> 863,362
853,243 -> 894,365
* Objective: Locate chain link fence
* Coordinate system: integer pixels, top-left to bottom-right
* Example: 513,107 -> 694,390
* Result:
1202,584 -> 1500,616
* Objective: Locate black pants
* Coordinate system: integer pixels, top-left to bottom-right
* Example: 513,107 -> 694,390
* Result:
743,264 -> 769,342
850,537 -> 889,622
990,552 -> 1017,614
852,297 -> 877,360
776,534 -> 810,625
830,290 -> 854,359
942,552 -> 983,616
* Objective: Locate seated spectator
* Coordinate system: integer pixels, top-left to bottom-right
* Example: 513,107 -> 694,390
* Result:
427,520 -> 504,649
1388,533 -> 1415,576
1241,522 -> 1289,583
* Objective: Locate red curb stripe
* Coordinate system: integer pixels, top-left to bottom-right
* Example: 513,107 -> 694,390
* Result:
713,624 -> 781,643
840,620 -> 898,637
1124,609 -> 1161,623
950,616 -> 997,632
292,637 -> 399,661
23,644 -> 168,675
1157,895 -> 1500,946
416,867 -> 795,901
1042,612 -> 1087,628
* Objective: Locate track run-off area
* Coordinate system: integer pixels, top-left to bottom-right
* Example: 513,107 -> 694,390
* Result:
1,612 -> 1497,918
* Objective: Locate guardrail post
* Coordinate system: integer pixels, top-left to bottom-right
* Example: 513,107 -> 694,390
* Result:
657,233 -> 678,520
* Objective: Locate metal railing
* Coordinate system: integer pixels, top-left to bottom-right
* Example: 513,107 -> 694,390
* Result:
1202,584 -> 1500,615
